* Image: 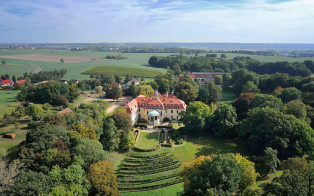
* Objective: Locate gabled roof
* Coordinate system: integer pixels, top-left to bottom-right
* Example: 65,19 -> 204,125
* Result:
15,80 -> 27,85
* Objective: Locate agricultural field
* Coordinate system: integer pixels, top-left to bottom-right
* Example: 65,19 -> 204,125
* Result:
136,132 -> 159,149
1,49 -> 314,81
82,66 -> 163,78
0,50 -> 170,80
0,54 -> 105,63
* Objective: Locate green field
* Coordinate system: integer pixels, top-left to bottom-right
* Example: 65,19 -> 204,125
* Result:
0,50 -> 170,80
1,49 -> 314,81
0,90 -> 20,116
136,132 -> 159,149
82,66 -> 164,78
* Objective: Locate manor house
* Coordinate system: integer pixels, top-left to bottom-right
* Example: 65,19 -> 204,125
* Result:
124,91 -> 186,125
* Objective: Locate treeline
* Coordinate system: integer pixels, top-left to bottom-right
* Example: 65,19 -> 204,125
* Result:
149,55 -> 244,72
105,54 -> 127,59
148,55 -> 314,77
210,50 -> 277,56
17,81 -> 79,106
120,47 -> 207,54
248,61 -> 311,77
22,69 -> 67,83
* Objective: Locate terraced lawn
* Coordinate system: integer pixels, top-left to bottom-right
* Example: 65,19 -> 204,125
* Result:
117,150 -> 183,193
136,132 -> 159,149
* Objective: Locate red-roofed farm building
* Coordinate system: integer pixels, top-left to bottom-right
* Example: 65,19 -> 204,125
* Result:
124,91 -> 186,125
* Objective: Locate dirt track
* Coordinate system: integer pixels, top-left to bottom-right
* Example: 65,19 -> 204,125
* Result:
0,54 -> 106,63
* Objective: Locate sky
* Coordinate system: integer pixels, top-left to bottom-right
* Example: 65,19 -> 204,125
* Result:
0,0 -> 314,43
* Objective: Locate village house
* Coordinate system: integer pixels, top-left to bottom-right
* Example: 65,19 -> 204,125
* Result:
0,79 -> 14,87
189,72 -> 231,85
124,91 -> 186,125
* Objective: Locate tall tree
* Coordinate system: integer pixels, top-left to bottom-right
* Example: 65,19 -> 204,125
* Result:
100,118 -> 120,152
88,161 -> 120,196
174,81 -> 197,104
212,103 -> 238,138
180,101 -> 212,135
264,147 -> 280,174
198,82 -> 222,105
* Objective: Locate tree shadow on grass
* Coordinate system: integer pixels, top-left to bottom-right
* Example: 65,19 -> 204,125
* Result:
192,134 -> 266,175
144,132 -> 159,142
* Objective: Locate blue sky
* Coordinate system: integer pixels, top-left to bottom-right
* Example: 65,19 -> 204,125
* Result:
0,0 -> 313,43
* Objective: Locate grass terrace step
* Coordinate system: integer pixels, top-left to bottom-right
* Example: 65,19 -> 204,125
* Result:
126,153 -> 174,162
118,173 -> 179,185
122,157 -> 178,167
120,160 -> 179,171
130,151 -> 170,158
118,168 -> 181,182
118,177 -> 184,191
118,163 -> 181,176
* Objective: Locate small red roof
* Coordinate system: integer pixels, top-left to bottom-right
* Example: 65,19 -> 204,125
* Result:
15,80 -> 27,85
0,79 -> 14,84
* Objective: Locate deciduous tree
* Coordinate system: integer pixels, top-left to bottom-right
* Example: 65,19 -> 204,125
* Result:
88,161 -> 120,196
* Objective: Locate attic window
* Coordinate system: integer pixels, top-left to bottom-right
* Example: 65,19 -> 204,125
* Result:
177,105 -> 180,108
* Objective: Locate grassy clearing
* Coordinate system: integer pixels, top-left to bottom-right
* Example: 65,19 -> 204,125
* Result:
82,66 -> 163,78
173,135 -> 251,164
221,91 -> 236,105
0,90 -> 20,117
121,182 -> 184,196
136,132 -> 159,149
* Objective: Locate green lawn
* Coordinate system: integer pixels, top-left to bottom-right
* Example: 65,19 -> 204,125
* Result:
221,91 -> 236,105
173,135 -> 251,164
0,90 -> 20,116
121,182 -> 184,196
136,132 -> 159,149
108,151 -> 128,170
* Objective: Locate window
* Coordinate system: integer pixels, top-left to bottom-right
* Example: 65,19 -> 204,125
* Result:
139,108 -> 140,112
177,105 -> 180,108
177,110 -> 178,113
153,105 -> 155,108
171,110 -> 173,113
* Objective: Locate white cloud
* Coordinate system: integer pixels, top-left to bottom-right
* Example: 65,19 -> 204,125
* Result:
0,0 -> 313,43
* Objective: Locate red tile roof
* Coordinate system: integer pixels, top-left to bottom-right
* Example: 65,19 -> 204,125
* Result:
0,79 -> 14,85
124,91 -> 186,114
15,80 -> 27,85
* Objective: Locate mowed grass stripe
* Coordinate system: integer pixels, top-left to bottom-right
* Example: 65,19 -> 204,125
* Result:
82,66 -> 163,78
